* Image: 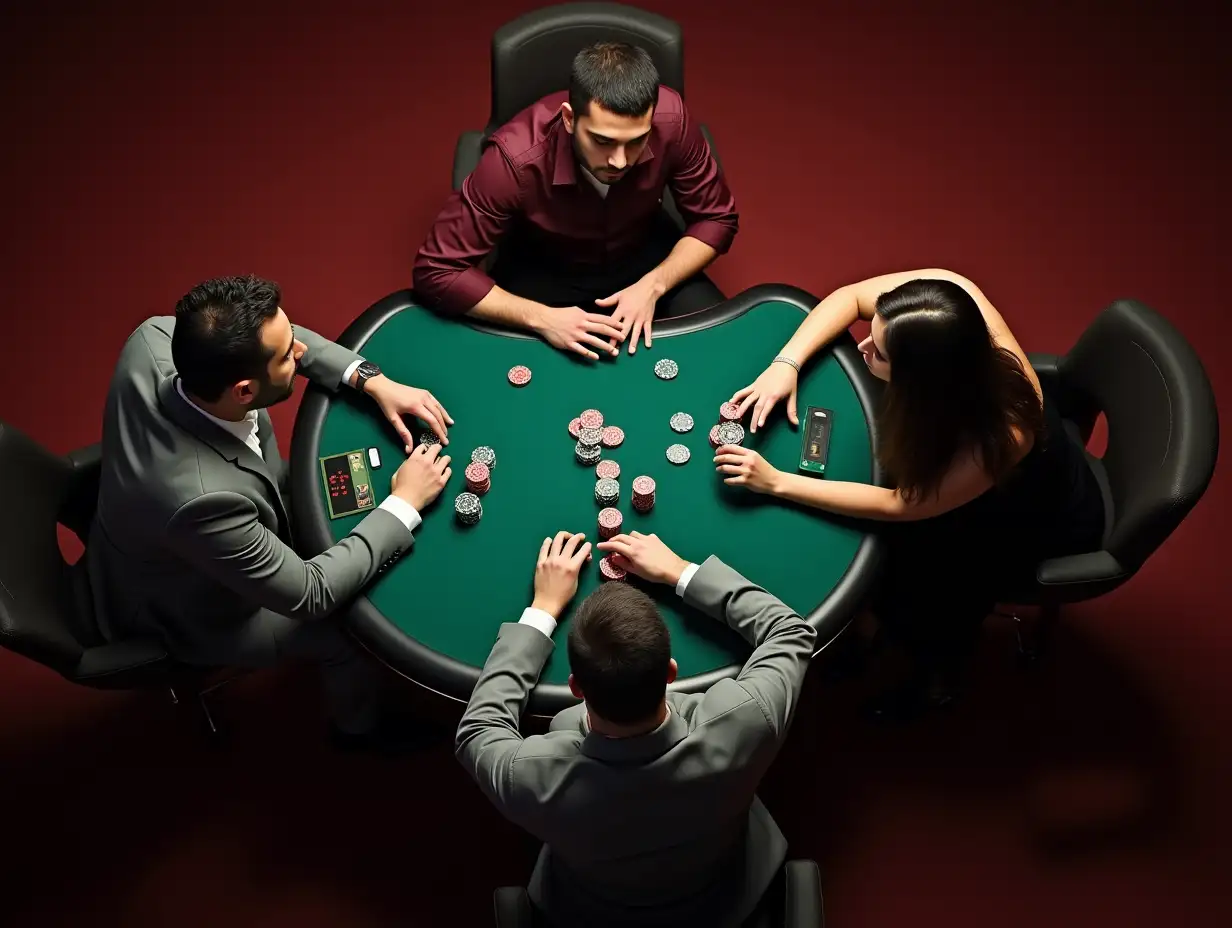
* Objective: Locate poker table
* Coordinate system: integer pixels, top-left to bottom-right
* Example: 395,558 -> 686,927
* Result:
289,284 -> 886,715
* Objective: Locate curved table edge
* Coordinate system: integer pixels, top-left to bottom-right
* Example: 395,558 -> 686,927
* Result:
290,284 -> 886,715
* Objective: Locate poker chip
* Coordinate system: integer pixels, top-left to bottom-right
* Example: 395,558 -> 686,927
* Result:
653,358 -> 679,380
719,402 -> 742,423
666,443 -> 691,465
601,425 -> 624,448
579,408 -> 604,430
578,426 -> 604,448
597,507 -> 623,540
464,462 -> 491,495
632,475 -> 656,512
575,440 -> 603,465
418,430 -> 440,446
507,365 -> 532,386
599,555 -> 627,582
568,417 -> 582,438
717,422 -> 746,447
595,478 -> 620,506
709,424 -> 724,449
471,446 -> 496,469
596,459 -> 621,480
669,412 -> 694,433
454,491 -> 482,525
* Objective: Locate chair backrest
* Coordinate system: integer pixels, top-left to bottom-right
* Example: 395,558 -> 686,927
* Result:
0,421 -> 101,674
488,2 -> 684,130
1059,299 -> 1219,570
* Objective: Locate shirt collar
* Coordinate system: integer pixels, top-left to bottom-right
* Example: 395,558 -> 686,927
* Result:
580,706 -> 686,764
176,379 -> 259,445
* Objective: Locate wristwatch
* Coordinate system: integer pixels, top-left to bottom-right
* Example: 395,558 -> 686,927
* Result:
353,360 -> 382,391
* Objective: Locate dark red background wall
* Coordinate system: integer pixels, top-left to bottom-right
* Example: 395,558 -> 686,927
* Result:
1,2 -> 1227,925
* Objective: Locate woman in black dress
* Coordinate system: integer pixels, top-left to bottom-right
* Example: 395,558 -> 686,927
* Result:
718,270 -> 1105,716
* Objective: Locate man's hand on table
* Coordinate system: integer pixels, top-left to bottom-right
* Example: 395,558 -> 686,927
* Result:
532,305 -> 623,362
391,442 -> 452,511
530,531 -> 593,620
729,361 -> 800,433
595,274 -> 663,355
362,374 -> 455,451
596,532 -> 689,587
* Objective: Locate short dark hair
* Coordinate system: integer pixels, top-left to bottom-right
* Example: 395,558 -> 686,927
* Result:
567,582 -> 671,725
171,275 -> 283,401
569,41 -> 660,119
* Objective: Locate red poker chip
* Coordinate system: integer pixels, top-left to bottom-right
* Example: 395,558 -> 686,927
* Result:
631,475 -> 656,496
464,462 -> 489,483
579,408 -> 604,430
599,555 -> 627,581
507,365 -> 532,386
720,402 -> 741,422
596,459 -> 621,480
600,426 -> 624,448
709,424 -> 724,448
598,507 -> 622,528
568,417 -> 582,438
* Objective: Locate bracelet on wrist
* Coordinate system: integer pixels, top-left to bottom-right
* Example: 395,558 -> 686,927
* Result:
772,355 -> 800,373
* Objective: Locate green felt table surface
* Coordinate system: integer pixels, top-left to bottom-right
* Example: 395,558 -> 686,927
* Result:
313,299 -> 873,686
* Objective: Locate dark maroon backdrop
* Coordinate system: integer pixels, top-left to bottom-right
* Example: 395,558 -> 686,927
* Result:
0,2 -> 1227,926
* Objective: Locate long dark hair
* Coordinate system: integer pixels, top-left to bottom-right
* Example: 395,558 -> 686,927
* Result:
875,279 -> 1044,502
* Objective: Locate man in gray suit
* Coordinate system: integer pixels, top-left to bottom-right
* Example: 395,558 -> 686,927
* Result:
456,529 -> 818,927
89,274 -> 455,751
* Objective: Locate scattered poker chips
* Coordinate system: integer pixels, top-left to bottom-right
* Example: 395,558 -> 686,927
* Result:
597,507 -> 623,540
579,408 -> 604,430
595,478 -> 620,506
454,491 -> 482,525
717,422 -> 746,447
653,358 -> 679,380
599,554 -> 627,581
418,430 -> 440,446
601,425 -> 624,448
575,440 -> 602,465
666,443 -> 691,465
464,462 -> 490,495
669,412 -> 694,433
719,402 -> 742,423
471,446 -> 496,469
568,417 -> 582,438
632,475 -> 656,512
709,424 -> 724,449
596,459 -> 621,480
507,365 -> 532,386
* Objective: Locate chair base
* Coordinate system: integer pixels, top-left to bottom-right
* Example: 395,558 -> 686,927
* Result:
995,602 -> 1061,664
167,671 -> 243,738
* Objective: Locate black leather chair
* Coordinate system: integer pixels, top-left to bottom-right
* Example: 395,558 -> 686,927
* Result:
493,859 -> 825,927
1003,298 -> 1219,656
452,1 -> 721,234
0,420 -> 228,730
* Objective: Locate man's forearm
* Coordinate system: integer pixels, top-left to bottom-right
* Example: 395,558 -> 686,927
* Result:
467,284 -> 548,333
644,236 -> 718,295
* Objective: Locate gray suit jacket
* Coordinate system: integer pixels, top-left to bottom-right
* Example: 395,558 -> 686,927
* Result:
456,557 -> 818,928
87,316 -> 412,662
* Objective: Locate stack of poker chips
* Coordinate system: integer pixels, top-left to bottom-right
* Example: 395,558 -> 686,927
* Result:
709,403 -> 746,448
471,446 -> 496,469
599,555 -> 627,581
597,507 -> 623,540
464,462 -> 490,495
576,426 -> 603,465
631,475 -> 656,512
418,430 -> 441,446
595,478 -> 620,506
454,492 -> 482,526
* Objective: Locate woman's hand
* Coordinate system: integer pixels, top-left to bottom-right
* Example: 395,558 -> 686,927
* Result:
728,361 -> 799,433
713,445 -> 783,494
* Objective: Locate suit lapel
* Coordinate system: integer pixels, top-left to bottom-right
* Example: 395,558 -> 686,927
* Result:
157,376 -> 291,537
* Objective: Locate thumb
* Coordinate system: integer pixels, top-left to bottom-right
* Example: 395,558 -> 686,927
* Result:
594,292 -> 620,307
787,389 -> 799,425
391,415 -> 414,451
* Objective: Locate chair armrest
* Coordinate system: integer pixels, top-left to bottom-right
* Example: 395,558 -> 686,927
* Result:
1036,550 -> 1127,587
453,130 -> 486,191
73,637 -> 172,688
492,886 -> 535,928
60,441 -> 102,538
783,859 -> 825,928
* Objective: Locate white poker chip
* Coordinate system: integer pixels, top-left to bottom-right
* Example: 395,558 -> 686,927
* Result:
669,412 -> 694,433
666,443 -> 691,465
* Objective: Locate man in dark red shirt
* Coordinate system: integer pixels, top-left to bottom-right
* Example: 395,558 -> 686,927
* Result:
412,42 -> 739,360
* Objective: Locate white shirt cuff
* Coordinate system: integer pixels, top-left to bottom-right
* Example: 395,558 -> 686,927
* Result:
342,358 -> 364,388
377,494 -> 422,534
676,562 -> 700,597
518,607 -> 558,638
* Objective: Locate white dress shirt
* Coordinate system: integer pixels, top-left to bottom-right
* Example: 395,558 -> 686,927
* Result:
518,562 -> 700,637
176,367 -> 421,534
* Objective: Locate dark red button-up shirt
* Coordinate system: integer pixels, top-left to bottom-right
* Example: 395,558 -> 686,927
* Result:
412,86 -> 739,316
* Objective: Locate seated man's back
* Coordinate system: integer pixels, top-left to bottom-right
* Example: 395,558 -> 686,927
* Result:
457,532 -> 816,927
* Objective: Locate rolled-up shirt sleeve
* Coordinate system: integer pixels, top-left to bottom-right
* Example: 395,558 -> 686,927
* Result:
412,142 -> 524,316
668,105 -> 739,254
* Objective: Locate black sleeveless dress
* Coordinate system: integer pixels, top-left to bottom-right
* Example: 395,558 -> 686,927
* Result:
872,392 -> 1106,673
